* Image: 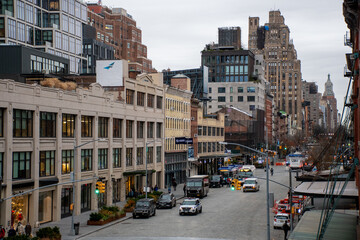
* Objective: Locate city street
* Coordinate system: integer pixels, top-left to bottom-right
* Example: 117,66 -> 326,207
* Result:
84,166 -> 298,240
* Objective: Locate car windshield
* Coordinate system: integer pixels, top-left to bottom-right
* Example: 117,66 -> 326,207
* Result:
276,216 -> 288,220
160,195 -> 171,200
187,181 -> 202,187
136,201 -> 150,207
244,180 -> 256,184
181,200 -> 196,205
211,176 -> 220,181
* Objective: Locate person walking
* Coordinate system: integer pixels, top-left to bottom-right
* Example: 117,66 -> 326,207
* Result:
0,225 -> 5,240
270,167 -> 274,176
282,222 -> 290,240
183,183 -> 187,197
172,177 -> 177,191
25,223 -> 32,237
8,226 -> 16,237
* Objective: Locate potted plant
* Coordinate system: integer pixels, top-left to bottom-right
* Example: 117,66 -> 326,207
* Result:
36,226 -> 61,240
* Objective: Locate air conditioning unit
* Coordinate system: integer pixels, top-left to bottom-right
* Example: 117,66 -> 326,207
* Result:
194,134 -> 198,138
191,117 -> 195,121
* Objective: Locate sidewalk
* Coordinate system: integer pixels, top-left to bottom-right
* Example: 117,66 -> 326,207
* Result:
39,184 -> 186,240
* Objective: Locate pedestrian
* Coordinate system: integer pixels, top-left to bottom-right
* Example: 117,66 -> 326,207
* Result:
183,183 -> 187,197
270,168 -> 274,176
8,226 -> 16,237
172,177 -> 177,191
0,225 -> 5,240
226,177 -> 231,187
282,222 -> 290,240
154,184 -> 159,192
17,222 -> 25,235
25,223 -> 32,237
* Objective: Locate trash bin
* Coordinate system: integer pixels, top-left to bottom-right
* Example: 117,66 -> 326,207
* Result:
74,222 -> 80,235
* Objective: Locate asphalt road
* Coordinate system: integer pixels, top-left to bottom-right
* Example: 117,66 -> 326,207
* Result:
84,165 -> 297,240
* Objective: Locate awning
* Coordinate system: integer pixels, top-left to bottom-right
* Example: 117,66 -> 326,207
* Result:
123,169 -> 156,176
293,181 -> 358,198
289,210 -> 357,240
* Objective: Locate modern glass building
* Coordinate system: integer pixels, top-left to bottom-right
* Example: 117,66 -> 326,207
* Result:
0,0 -> 87,74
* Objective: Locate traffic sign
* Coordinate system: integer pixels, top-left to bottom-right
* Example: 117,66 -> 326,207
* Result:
175,137 -> 193,144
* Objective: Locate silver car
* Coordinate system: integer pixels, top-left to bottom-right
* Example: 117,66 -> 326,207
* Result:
179,198 -> 202,215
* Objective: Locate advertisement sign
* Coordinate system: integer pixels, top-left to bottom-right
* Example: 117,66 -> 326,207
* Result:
96,60 -> 124,86
188,146 -> 194,161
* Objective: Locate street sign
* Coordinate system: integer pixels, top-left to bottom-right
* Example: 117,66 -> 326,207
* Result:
175,137 -> 193,144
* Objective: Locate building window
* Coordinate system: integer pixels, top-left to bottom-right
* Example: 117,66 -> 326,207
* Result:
98,117 -> 108,138
81,116 -> 92,138
198,143 -> 202,153
13,109 -> 33,138
61,187 -> 73,218
136,147 -> 143,165
137,92 -> 145,106
198,126 -> 202,136
126,120 -> 133,138
156,96 -> 163,109
209,87 -> 212,93
247,96 -> 255,102
40,112 -> 56,138
208,127 -> 211,136
62,150 -> 73,174
0,153 -> 3,180
81,184 -> 91,213
203,126 -> 207,136
147,147 -> 154,164
13,152 -> 31,179
230,96 -> 233,102
98,148 -> 108,170
40,151 -> 55,177
81,149 -> 92,171
126,89 -> 134,104
126,148 -> 133,167
113,148 -> 122,168
147,122 -> 154,138
249,105 -> 255,111
156,146 -> 161,163
156,123 -> 162,138
0,109 -> 3,137
8,19 -> 16,39
247,87 -> 256,93
62,114 -> 75,137
238,96 -> 243,102
113,118 -> 122,138
147,94 -> 154,108
218,87 -> 225,93
218,96 -> 226,102
137,121 -> 144,139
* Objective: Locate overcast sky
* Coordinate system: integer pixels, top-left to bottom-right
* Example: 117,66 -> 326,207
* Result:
104,0 -> 349,113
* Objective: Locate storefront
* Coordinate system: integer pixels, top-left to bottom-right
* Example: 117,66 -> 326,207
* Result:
61,187 -> 73,218
112,179 -> 121,203
38,191 -> 53,223
11,195 -> 29,227
81,184 -> 91,213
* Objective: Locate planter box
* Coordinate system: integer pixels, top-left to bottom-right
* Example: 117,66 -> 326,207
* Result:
87,214 -> 125,226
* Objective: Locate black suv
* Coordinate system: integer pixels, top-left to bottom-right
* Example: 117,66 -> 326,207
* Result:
210,175 -> 222,188
157,193 -> 176,209
133,198 -> 156,218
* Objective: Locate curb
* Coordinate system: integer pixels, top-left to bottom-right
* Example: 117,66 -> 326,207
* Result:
75,215 -> 132,240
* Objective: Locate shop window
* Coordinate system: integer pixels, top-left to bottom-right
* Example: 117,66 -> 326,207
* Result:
40,151 -> 55,177
62,150 -> 73,174
98,148 -> 108,170
112,179 -> 121,203
62,114 -> 75,137
113,118 -> 122,138
39,191 -> 53,223
81,149 -> 92,171
136,147 -> 143,165
13,109 -> 33,138
98,117 -> 108,138
40,112 -> 56,138
126,148 -> 133,167
113,148 -> 122,168
61,187 -> 73,218
81,116 -> 92,137
13,152 -> 31,179
126,120 -> 133,138
12,195 -> 29,226
81,184 -> 91,213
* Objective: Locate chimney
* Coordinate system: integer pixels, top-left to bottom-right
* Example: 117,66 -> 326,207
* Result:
129,70 -> 141,79
170,74 -> 191,91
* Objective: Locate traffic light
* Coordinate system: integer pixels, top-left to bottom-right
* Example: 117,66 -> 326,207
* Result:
231,179 -> 237,191
236,181 -> 241,190
284,146 -> 287,150
95,182 -> 101,194
99,182 -> 106,193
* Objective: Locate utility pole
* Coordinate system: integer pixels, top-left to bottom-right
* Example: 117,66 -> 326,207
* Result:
289,168 -> 293,231
265,126 -> 270,240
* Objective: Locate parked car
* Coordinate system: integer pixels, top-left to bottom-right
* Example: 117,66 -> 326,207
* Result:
242,178 -> 260,192
273,213 -> 290,229
179,198 -> 202,215
133,198 -> 156,218
156,193 -> 176,209
210,175 -> 222,188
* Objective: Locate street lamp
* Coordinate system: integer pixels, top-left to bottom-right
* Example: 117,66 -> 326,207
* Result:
220,141 -> 271,240
70,138 -> 106,236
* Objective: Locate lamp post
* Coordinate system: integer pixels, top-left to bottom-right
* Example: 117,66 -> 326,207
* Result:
219,141 -> 270,240
70,138 -> 105,236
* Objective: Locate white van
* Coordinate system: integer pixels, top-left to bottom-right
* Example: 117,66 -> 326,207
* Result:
273,213 -> 290,228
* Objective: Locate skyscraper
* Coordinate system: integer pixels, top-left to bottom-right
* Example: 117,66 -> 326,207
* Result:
322,74 -> 338,132
249,10 -> 302,133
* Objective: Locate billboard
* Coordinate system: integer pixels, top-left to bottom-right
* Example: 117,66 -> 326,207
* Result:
96,60 -> 124,86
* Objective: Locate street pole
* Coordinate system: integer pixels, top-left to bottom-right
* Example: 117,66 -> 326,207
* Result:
70,138 -> 76,236
186,142 -> 189,178
145,142 -> 148,199
265,126 -> 270,240
289,168 -> 293,231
